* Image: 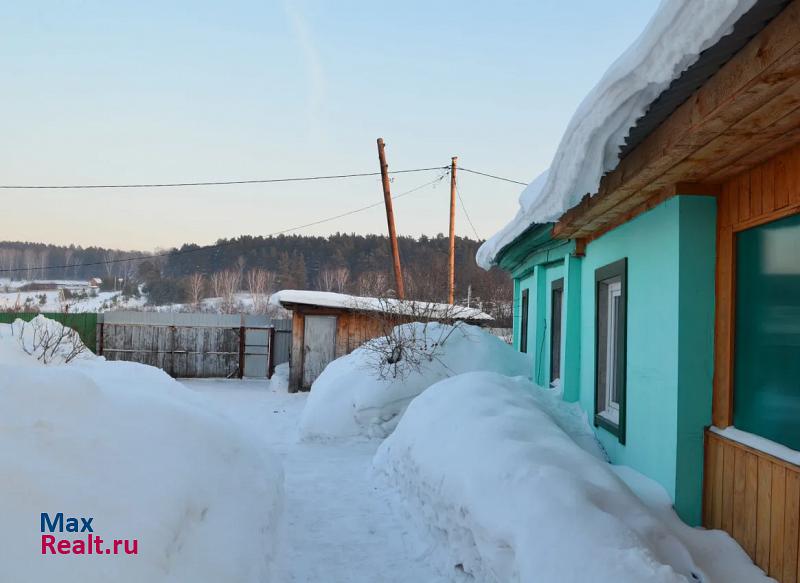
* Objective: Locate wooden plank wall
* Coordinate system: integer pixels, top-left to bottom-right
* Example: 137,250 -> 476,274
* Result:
713,143 -> 800,428
705,431 -> 800,581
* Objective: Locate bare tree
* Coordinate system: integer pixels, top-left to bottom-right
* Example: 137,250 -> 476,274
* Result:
356,271 -> 389,297
247,268 -> 275,314
188,272 -> 206,308
214,269 -> 242,314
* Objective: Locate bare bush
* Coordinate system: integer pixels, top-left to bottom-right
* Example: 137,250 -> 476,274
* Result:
13,317 -> 87,364
354,297 -> 474,380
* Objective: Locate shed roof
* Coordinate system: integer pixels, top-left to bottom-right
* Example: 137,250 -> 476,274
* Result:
270,290 -> 493,322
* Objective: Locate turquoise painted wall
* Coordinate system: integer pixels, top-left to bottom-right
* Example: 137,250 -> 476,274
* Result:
579,199 -> 682,503
577,196 -> 716,525
675,197 -> 716,525
507,196 -> 716,526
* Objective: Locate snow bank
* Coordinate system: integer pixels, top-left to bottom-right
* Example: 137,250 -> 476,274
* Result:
4,315 -> 94,366
299,323 -> 528,440
374,372 -> 768,582
477,0 -> 756,268
0,320 -> 284,582
271,289 -> 492,321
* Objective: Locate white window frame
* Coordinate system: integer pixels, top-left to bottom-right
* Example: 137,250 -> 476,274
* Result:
599,281 -> 622,425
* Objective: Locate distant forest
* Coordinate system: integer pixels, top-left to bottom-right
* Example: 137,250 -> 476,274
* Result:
0,234 -> 512,322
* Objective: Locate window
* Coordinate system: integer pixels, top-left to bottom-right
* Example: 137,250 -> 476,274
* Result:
595,259 -> 627,442
734,212 -> 800,449
520,288 -> 529,353
550,279 -> 564,383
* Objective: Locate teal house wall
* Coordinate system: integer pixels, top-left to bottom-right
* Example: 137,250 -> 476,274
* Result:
505,195 -> 716,526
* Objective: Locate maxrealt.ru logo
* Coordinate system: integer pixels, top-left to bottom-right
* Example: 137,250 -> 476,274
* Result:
40,513 -> 139,555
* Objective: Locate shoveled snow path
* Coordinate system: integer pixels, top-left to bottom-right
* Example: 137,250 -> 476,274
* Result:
181,378 -> 451,583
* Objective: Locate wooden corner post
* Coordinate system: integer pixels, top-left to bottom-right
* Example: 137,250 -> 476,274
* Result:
377,138 -> 405,299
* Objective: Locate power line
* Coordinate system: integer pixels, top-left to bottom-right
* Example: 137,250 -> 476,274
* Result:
459,167 -> 527,186
455,183 -> 481,240
0,166 -> 527,189
0,171 -> 450,275
0,167 -> 447,189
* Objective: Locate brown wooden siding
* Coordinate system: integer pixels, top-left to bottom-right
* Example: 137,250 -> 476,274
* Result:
713,143 -> 800,428
288,307 -> 417,391
705,430 -> 800,581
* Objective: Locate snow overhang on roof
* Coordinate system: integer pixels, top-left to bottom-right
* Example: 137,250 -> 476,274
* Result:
478,0 -> 787,270
270,290 -> 494,322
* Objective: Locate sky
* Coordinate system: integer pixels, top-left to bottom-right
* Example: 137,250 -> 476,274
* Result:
1,0 -> 660,251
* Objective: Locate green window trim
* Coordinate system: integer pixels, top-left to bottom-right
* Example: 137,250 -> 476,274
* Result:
594,258 -> 628,444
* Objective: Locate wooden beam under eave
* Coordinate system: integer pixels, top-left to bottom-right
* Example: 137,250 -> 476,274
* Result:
554,0 -> 800,239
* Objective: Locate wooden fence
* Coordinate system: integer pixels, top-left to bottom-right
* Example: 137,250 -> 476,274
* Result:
704,429 -> 800,582
97,312 -> 291,379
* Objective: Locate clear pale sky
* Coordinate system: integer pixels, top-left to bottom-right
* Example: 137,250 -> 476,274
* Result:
1,1 -> 660,250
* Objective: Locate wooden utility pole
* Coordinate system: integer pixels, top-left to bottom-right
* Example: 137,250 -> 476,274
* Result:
377,138 -> 405,299
448,156 -> 458,304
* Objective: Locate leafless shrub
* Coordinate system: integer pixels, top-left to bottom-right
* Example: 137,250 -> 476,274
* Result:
13,317 -> 87,364
354,297 -> 474,380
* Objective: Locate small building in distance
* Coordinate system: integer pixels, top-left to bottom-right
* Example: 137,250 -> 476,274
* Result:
270,290 -> 492,392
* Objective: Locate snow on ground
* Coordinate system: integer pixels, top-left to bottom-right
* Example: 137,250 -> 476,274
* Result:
373,372 -> 771,583
185,376 -> 454,583
0,318 -> 283,583
0,289 -> 145,312
299,322 -> 529,440
477,0 -> 757,268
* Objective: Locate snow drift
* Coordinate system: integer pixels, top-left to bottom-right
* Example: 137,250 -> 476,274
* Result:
299,323 -> 528,440
0,320 -> 284,583
477,0 -> 756,268
374,372 -> 770,583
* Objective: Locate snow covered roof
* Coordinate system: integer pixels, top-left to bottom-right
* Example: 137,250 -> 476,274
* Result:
270,290 -> 493,322
477,0 -> 762,269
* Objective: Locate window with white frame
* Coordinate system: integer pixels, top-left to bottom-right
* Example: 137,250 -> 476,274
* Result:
595,259 -> 627,443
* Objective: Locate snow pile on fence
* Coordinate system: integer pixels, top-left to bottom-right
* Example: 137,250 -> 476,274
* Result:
374,372 -> 769,583
477,0 -> 756,268
299,323 -> 528,440
0,320 -> 284,583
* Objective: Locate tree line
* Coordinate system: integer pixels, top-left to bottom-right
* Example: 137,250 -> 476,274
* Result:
0,234 -> 512,323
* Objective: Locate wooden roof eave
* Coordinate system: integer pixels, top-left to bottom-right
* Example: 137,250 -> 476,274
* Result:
553,0 -> 800,241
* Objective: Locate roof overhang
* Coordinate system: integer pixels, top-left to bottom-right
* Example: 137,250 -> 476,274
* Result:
554,0 -> 800,241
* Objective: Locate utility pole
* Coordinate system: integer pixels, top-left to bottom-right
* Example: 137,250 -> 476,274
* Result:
448,156 -> 458,304
377,138 -> 405,299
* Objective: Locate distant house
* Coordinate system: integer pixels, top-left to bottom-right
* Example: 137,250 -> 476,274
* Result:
271,290 -> 492,392
479,1 -> 799,579
88,277 -> 103,289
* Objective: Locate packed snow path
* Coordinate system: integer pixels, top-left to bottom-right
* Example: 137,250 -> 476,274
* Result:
181,378 -> 451,583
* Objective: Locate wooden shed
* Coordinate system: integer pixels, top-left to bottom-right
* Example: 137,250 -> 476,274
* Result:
271,290 -> 492,392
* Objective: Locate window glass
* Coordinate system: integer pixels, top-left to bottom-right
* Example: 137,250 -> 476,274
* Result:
550,279 -> 564,383
520,288 -> 529,354
734,212 -> 800,449
595,259 -> 627,443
